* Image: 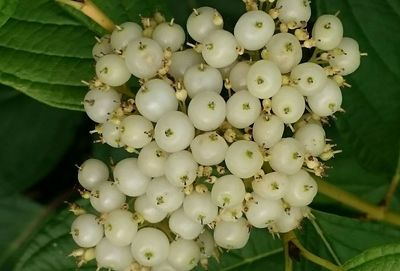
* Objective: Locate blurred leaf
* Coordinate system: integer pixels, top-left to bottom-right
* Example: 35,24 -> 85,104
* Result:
0,194 -> 42,269
0,0 -> 19,27
315,0 -> 400,176
0,85 -> 83,195
13,201 -> 96,271
344,244 -> 400,271
314,125 -> 393,208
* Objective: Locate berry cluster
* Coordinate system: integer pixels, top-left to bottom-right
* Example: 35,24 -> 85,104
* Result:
72,0 -> 362,270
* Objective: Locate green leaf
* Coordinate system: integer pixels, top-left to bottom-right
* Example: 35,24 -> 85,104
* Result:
295,210 -> 400,270
0,0 -> 95,110
0,85 -> 84,195
0,0 -> 19,28
0,194 -> 43,269
315,0 -> 400,175
344,244 -> 400,271
0,0 -> 173,110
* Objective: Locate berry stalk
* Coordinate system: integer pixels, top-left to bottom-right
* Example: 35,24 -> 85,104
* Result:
56,0 -> 115,32
283,231 -> 342,271
316,178 -> 400,227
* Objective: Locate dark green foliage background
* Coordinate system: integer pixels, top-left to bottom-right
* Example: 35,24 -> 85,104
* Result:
0,0 -> 399,270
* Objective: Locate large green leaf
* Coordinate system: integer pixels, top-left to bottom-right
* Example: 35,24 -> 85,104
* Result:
0,0 -> 94,110
0,0 -> 19,28
295,211 -> 400,271
0,0 -> 172,110
0,85 -> 83,195
344,244 -> 400,271
315,0 -> 400,176
0,194 -> 43,269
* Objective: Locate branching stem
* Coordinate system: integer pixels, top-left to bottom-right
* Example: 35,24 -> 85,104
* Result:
283,231 -> 342,271
316,178 -> 400,227
283,234 -> 293,271
56,0 -> 115,32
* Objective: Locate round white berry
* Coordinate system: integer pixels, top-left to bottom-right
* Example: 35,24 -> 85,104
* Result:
92,34 -> 112,61
283,169 -> 318,207
134,194 -> 168,223
104,209 -> 137,247
124,37 -> 164,79
113,158 -> 150,197
268,138 -> 305,175
154,111 -> 195,153
183,191 -> 218,225
225,140 -> 264,178
110,22 -> 142,51
184,63 -> 223,98
152,21 -> 186,52
312,14 -> 343,51
135,79 -> 178,122
265,33 -> 302,74
245,193 -> 285,228
120,115 -> 153,149
252,171 -> 289,200
83,88 -> 121,124
229,61 -> 251,92
252,114 -> 285,148
101,120 -> 122,148
246,60 -> 282,99
146,176 -> 185,212
187,91 -> 226,131
294,123 -> 326,156
186,6 -> 223,42
202,29 -> 239,68
214,218 -> 250,249
169,208 -> 204,240
168,239 -> 201,271
131,227 -> 170,267
90,182 -> 126,213
164,150 -> 198,187
137,141 -> 169,178
95,238 -> 133,270
211,174 -> 245,208
226,90 -> 261,129
290,62 -> 328,96
78,158 -> 109,190
329,37 -> 361,75
71,214 -> 103,248
271,86 -> 305,124
234,10 -> 275,51
275,206 -> 303,233
276,0 -> 311,26
169,49 -> 203,80
307,79 -> 342,117
190,132 -> 228,166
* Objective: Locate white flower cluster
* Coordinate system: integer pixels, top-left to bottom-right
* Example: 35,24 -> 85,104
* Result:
72,0 -> 362,270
